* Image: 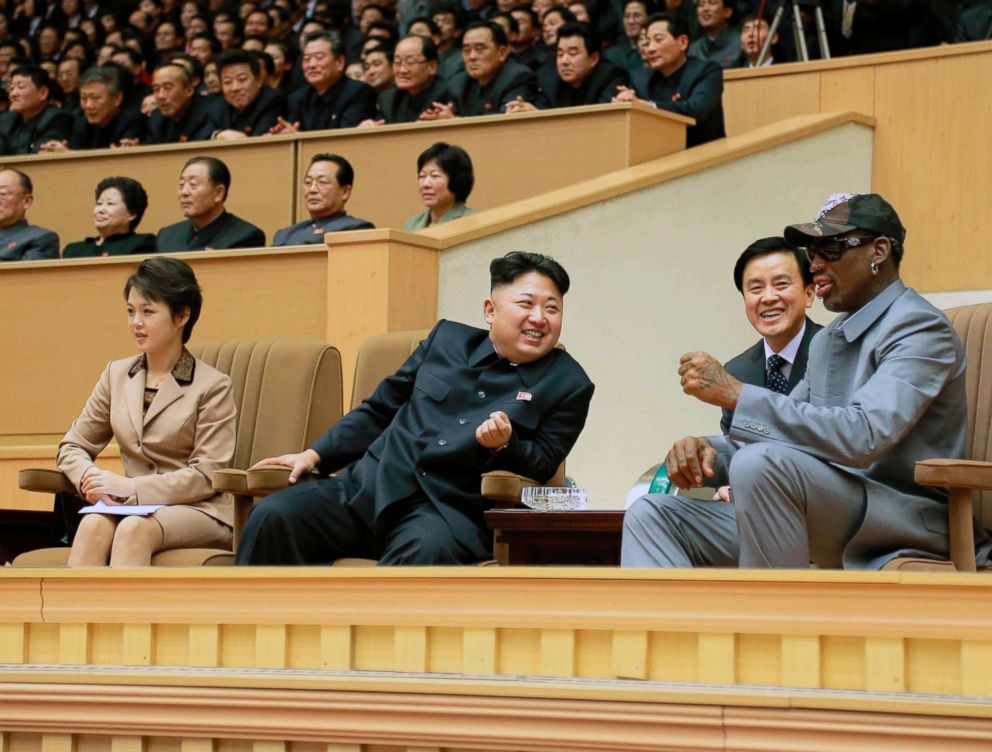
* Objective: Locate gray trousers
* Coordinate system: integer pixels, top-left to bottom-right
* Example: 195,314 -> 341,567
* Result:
621,443 -> 867,568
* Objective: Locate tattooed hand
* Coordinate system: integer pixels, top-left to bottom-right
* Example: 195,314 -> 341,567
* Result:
678,352 -> 743,409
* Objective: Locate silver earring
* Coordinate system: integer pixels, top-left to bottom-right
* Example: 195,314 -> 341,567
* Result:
870,259 -> 878,275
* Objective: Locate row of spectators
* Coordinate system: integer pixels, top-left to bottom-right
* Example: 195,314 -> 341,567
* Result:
0,140 -> 476,260
0,0 -> 988,156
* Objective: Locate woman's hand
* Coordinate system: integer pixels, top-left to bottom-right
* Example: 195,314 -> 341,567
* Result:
80,467 -> 135,504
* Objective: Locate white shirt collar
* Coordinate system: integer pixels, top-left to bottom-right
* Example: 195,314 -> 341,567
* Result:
763,320 -> 806,365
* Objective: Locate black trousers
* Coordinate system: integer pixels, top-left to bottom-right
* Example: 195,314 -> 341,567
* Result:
234,477 -> 490,565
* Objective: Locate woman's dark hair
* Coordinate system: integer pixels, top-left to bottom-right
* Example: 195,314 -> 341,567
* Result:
96,176 -> 149,231
124,257 -> 203,343
490,251 -> 570,296
416,142 -> 474,203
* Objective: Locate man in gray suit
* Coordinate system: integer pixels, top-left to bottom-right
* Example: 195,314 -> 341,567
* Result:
0,167 -> 59,261
272,153 -> 374,246
623,193 -> 990,569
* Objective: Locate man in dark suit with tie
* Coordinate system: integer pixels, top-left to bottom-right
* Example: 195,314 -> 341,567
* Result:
236,251 -> 595,566
720,237 -> 822,435
156,156 -> 265,251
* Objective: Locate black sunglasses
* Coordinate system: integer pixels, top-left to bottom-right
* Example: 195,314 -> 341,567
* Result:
803,234 -> 877,264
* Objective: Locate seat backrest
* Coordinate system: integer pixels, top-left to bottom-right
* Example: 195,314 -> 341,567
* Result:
946,303 -> 992,530
350,330 -> 430,409
189,339 -> 343,470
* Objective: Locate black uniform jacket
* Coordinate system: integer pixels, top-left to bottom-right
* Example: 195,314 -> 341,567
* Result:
156,210 -> 265,251
309,320 -> 595,539
214,86 -> 288,136
447,60 -> 539,116
63,231 -> 158,257
286,76 -> 378,131
68,108 -> 147,149
535,59 -> 629,109
0,106 -> 73,154
146,97 -> 219,144
631,57 -> 725,147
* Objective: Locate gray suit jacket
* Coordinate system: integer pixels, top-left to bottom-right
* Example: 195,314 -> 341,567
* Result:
403,202 -> 474,231
272,211 -> 374,246
710,280 -> 978,569
0,220 -> 60,260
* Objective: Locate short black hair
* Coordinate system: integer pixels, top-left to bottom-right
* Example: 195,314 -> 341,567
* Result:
556,21 -> 600,54
402,33 -> 438,62
645,11 -> 688,39
10,64 -> 53,95
303,29 -> 347,58
215,47 -> 261,76
309,152 -> 354,187
543,7 -> 577,25
191,32 -> 222,53
733,237 -> 813,293
510,5 -> 539,26
124,257 -> 203,343
416,142 -> 474,203
96,176 -> 149,231
408,16 -> 441,36
492,11 -> 519,34
464,20 -> 508,47
490,252 -> 570,296
183,155 -> 232,201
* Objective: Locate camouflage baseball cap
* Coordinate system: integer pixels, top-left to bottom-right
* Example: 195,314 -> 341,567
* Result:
784,193 -> 906,246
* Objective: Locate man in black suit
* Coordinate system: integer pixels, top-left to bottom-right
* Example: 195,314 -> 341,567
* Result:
719,237 -> 822,435
211,48 -> 287,139
427,21 -> 538,119
156,156 -> 265,251
614,12 -> 725,147
0,64 -> 73,154
270,31 -> 377,134
146,62 -> 219,144
0,168 -> 60,261
40,66 -> 146,151
272,153 -> 374,245
506,22 -> 628,112
236,251 -> 595,565
367,34 -> 450,125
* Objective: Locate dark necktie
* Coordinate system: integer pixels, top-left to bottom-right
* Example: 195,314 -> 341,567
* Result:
766,354 -> 790,394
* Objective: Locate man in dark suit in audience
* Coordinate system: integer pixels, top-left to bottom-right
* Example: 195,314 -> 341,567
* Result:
40,66 -> 146,151
272,153 -> 374,245
156,156 -> 265,251
428,21 -> 538,118
270,31 -> 377,133
369,34 -> 450,124
0,64 -> 73,154
720,237 -> 822,435
506,23 -> 627,112
0,168 -> 59,261
236,251 -> 595,566
146,62 -> 219,144
211,48 -> 287,139
613,12 -> 725,147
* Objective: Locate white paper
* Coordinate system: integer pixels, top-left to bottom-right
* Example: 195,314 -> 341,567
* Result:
79,501 -> 164,516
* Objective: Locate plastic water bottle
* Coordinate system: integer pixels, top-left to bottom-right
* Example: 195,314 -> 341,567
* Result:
648,464 -> 674,494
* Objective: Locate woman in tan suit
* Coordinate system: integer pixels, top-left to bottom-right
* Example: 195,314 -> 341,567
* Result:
58,256 -> 237,566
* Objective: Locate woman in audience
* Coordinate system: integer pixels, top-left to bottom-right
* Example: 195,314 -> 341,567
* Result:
58,256 -> 236,566
403,142 -> 476,230
63,177 -> 157,258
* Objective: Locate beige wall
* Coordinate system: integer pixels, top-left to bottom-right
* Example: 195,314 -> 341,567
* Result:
437,123 -> 873,506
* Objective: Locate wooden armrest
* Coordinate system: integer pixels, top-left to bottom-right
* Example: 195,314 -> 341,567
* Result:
246,464 -> 297,494
481,470 -> 539,507
915,459 -> 992,490
18,468 -> 74,494
213,468 -> 248,494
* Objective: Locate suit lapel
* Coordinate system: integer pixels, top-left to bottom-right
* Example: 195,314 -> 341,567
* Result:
788,318 -> 821,391
747,340 -> 767,388
124,371 -> 146,440
144,376 -> 183,427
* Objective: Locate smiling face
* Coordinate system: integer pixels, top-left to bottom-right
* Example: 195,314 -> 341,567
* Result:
8,74 -> 48,120
809,233 -> 885,313
220,61 -> 263,111
302,37 -> 344,92
741,251 -> 814,352
93,187 -> 136,238
0,170 -> 31,228
393,36 -> 436,94
696,0 -> 731,33
484,271 -> 563,364
127,287 -> 188,358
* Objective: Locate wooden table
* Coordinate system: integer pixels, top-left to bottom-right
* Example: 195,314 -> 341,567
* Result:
484,509 -> 625,566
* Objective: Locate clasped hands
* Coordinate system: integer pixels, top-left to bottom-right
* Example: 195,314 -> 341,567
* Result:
253,412 -> 515,483
80,466 -> 136,505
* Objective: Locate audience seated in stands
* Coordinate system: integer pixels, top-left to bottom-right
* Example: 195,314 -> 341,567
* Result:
622,193 -> 992,570
436,20 -> 538,118
507,22 -> 627,111
404,141 -> 476,229
157,155 -> 265,251
63,176 -> 157,258
235,251 -> 595,566
147,62 -> 219,143
41,66 -> 146,151
614,12 -> 725,147
509,6 -> 544,70
0,64 -> 73,154
0,167 -> 59,260
212,48 -> 287,139
688,0 -> 740,69
605,0 -> 650,72
58,256 -> 236,566
361,42 -> 396,93
362,34 -> 450,125
736,13 -> 778,68
272,153 -> 374,245
432,2 -> 466,80
271,30 -> 377,133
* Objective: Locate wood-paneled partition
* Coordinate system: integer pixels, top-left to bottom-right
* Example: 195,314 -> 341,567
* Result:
1,103 -> 688,248
724,40 -> 992,292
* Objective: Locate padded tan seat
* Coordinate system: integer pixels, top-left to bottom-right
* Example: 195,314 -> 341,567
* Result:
13,339 -> 342,567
